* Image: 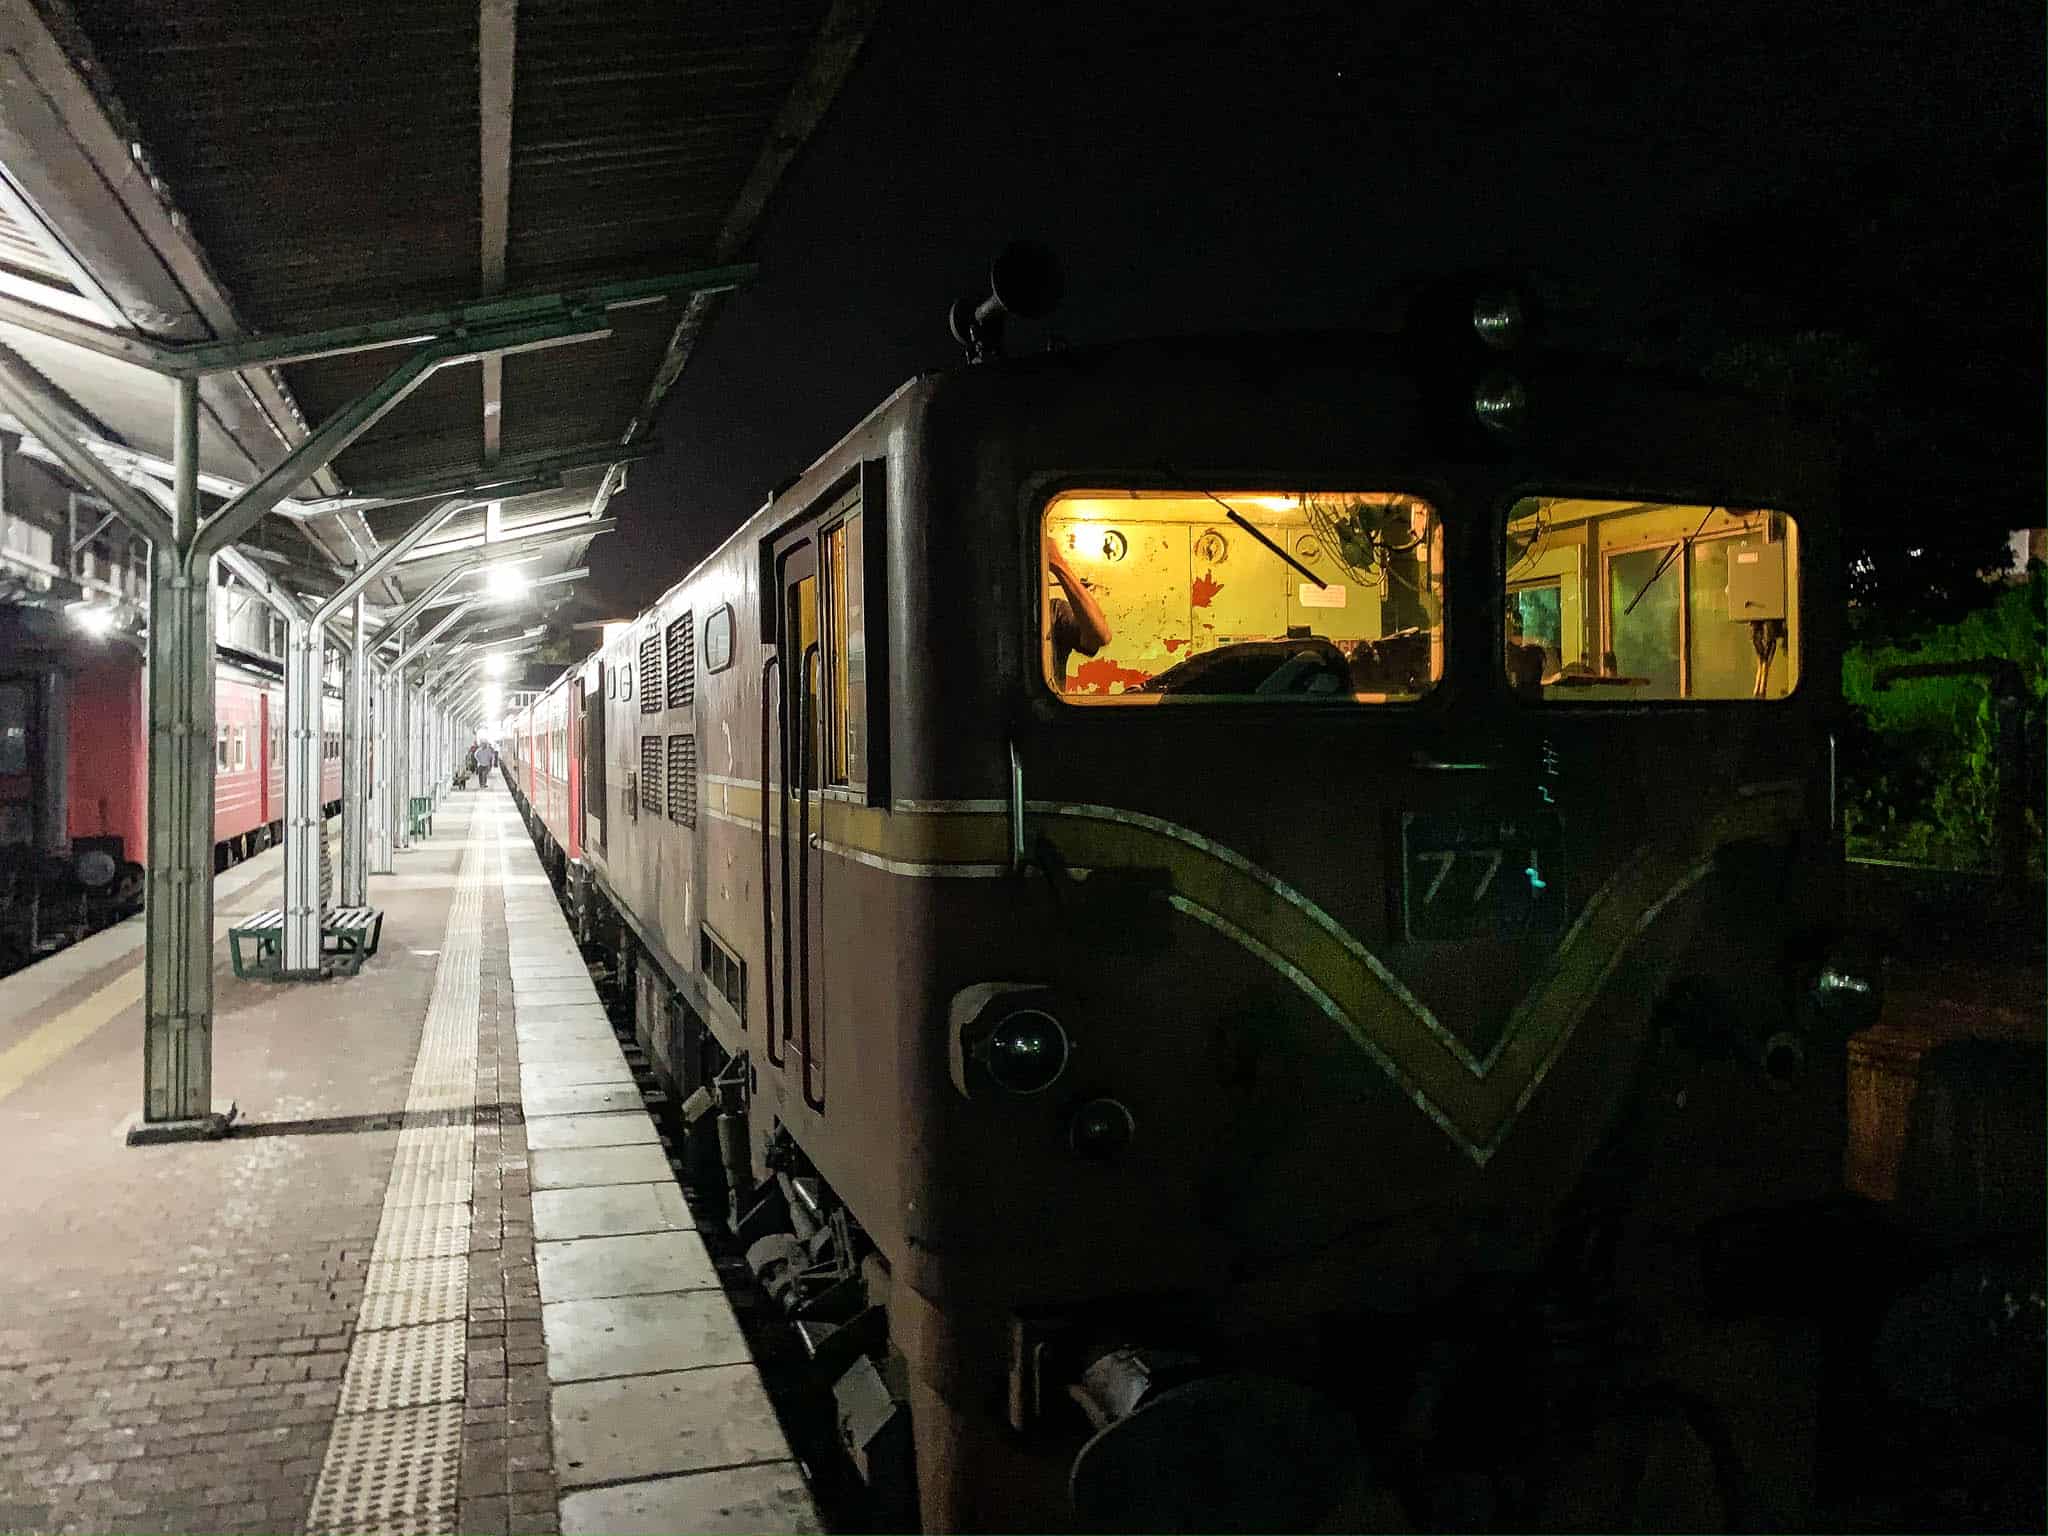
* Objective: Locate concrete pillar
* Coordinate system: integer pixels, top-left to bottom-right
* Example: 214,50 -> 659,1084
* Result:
140,378 -> 217,1124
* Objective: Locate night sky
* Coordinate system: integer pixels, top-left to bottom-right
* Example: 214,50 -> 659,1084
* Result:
595,0 -> 2042,613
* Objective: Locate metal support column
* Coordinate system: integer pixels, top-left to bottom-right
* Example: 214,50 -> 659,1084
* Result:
391,661 -> 411,851
340,590 -> 369,904
281,619 -> 326,976
140,376 -> 219,1131
367,661 -> 393,876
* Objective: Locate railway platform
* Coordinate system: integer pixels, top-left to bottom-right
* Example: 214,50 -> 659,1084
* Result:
0,789 -> 817,1536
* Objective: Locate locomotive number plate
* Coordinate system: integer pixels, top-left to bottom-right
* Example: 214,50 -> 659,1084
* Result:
1400,811 -> 1567,942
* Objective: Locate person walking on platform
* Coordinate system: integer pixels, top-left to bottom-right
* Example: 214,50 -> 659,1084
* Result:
472,738 -> 498,788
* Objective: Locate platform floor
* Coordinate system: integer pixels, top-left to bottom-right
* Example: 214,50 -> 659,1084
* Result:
0,789 -> 817,1536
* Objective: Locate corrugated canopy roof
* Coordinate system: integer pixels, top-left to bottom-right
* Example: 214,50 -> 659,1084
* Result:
0,0 -> 872,614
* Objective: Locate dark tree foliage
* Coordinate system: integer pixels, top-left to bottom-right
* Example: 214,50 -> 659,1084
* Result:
1624,145 -> 2043,641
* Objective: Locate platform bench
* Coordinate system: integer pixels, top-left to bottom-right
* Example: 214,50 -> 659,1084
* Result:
322,907 -> 384,976
409,796 -> 434,838
229,906 -> 385,979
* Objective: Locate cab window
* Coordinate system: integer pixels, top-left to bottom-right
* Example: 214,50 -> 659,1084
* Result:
1503,497 -> 1799,701
1041,488 -> 1442,703
824,513 -> 866,785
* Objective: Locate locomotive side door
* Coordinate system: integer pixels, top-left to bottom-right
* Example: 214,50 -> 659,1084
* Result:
582,661 -> 605,856
766,531 -> 827,1110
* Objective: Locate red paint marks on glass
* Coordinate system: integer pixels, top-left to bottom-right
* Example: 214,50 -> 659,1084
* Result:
1071,657 -> 1154,695
1191,569 -> 1224,608
1164,637 -> 1188,653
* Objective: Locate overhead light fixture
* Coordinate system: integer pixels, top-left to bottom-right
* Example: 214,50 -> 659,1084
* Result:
484,653 -> 510,677
69,602 -> 116,636
485,563 -> 531,600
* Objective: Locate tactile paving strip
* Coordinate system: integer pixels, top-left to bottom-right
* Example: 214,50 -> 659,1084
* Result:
303,1402 -> 462,1535
306,818 -> 488,1534
358,1261 -> 468,1333
338,1318 -> 468,1414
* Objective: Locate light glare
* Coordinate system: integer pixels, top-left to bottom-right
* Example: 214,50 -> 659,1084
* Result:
69,603 -> 115,636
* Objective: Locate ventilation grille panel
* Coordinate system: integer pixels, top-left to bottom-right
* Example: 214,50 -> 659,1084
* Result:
665,610 -> 695,710
639,735 -> 663,815
638,629 -> 661,714
666,733 -> 697,828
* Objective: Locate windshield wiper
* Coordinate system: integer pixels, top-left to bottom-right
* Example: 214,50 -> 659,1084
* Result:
1155,462 -> 1328,590
1622,503 -> 1719,617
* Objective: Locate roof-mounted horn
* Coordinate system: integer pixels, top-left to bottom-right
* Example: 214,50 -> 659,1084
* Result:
949,241 -> 1063,363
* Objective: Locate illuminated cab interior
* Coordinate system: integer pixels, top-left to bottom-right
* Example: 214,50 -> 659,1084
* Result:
1041,489 -> 1444,703
1503,497 -> 1800,701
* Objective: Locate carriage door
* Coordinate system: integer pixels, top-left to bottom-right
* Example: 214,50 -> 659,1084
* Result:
582,662 -> 606,855
765,533 -> 827,1109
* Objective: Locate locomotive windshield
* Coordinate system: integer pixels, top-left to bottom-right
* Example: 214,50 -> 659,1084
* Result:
1503,497 -> 1801,701
1042,488 -> 1443,702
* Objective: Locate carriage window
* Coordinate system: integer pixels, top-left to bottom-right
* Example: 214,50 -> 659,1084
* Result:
233,728 -> 247,770
1503,497 -> 1799,701
1042,489 -> 1442,703
824,515 -> 866,784
217,725 -> 231,770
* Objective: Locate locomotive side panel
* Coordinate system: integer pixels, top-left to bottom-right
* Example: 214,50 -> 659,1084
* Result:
589,397 -> 938,1262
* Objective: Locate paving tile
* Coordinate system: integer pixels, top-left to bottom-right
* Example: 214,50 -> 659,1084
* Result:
523,1083 -> 650,1119
511,983 -> 602,1006
559,1462 -> 819,1535
552,1366 -> 788,1487
514,1032 -> 627,1061
518,1060 -> 635,1091
544,1292 -> 750,1382
524,1114 -> 658,1152
532,1184 -> 692,1241
536,1232 -> 718,1301
514,1025 -> 619,1053
530,1144 -> 675,1189
514,1004 -> 613,1028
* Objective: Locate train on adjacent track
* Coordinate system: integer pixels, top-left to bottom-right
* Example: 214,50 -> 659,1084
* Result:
505,274 -> 1893,1531
0,604 -> 343,970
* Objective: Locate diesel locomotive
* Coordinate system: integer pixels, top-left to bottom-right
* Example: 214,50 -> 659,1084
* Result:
507,277 -> 1867,1531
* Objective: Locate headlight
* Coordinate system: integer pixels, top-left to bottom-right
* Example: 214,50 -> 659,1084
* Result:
1068,1098 -> 1135,1161
1807,941 -> 1885,1033
1471,290 -> 1525,350
982,1009 -> 1070,1095
1472,370 -> 1527,434
1813,966 -> 1875,1001
947,983 -> 1074,1099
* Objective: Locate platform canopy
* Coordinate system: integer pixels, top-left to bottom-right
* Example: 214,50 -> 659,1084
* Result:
0,0 -> 875,613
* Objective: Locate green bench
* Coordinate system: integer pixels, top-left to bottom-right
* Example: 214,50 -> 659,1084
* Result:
229,906 -> 385,979
409,796 -> 435,838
